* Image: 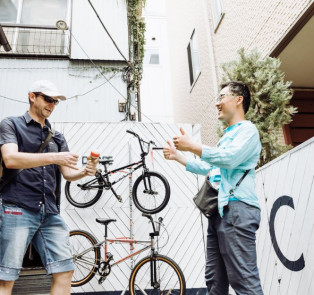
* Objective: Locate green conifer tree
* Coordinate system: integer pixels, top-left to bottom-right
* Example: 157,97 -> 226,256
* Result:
220,48 -> 297,167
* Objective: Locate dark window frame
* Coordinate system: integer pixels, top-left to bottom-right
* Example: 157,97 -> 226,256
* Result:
187,29 -> 201,88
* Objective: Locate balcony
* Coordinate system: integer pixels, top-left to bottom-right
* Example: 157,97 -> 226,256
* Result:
0,24 -> 70,57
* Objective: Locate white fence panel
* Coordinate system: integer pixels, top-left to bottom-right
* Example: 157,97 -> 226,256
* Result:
52,121 -> 207,294
243,137 -> 314,295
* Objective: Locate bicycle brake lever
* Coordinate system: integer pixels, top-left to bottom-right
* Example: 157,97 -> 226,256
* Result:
157,217 -> 163,232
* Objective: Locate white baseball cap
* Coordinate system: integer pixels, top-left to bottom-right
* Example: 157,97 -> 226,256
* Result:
29,80 -> 66,100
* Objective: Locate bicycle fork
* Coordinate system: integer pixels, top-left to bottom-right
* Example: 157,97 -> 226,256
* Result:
150,257 -> 160,289
149,235 -> 160,289
143,172 -> 157,195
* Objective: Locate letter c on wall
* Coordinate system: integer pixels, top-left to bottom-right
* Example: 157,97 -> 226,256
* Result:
269,195 -> 305,272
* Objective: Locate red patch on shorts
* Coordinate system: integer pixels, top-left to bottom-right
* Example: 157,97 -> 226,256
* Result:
4,209 -> 22,215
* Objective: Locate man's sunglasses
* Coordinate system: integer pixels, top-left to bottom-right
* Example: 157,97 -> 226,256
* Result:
36,93 -> 59,105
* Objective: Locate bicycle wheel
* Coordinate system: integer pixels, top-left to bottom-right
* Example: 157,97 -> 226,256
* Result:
70,230 -> 101,287
132,171 -> 170,214
65,176 -> 103,208
129,254 -> 186,295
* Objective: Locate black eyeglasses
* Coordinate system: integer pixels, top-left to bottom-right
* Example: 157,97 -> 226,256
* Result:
216,93 -> 239,103
38,93 -> 59,105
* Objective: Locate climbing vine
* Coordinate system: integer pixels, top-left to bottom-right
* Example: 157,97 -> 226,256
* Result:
95,66 -> 125,80
126,0 -> 146,91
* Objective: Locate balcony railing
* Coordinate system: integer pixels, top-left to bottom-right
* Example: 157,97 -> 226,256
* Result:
0,24 -> 70,56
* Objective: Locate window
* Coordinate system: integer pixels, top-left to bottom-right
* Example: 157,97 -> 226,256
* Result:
144,49 -> 160,65
0,0 -> 68,26
187,30 -> 201,86
0,0 -> 70,56
212,0 -> 224,32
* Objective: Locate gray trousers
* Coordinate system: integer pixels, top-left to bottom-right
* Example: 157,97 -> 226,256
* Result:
205,201 -> 264,295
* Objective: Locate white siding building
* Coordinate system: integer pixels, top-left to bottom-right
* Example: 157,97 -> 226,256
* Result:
0,0 -> 129,122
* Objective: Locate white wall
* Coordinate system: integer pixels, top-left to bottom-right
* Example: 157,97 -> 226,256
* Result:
0,59 -> 127,122
70,0 -> 128,61
140,0 -> 174,123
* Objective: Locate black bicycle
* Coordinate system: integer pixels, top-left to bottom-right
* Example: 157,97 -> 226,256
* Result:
65,130 -> 171,214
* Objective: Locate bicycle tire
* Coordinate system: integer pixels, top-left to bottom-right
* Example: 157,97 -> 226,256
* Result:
70,230 -> 101,287
132,171 -> 170,214
65,177 -> 103,208
129,254 -> 186,295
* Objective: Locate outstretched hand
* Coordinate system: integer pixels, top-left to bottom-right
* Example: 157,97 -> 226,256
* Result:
56,152 -> 80,170
163,141 -> 178,161
173,127 -> 193,151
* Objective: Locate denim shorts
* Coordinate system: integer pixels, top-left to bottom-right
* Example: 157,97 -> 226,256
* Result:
0,200 -> 74,281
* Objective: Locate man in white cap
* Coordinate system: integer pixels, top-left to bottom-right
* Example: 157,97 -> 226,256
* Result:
0,80 -> 97,295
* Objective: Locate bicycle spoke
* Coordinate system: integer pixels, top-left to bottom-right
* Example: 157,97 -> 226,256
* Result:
136,176 -> 166,211
66,176 -> 103,207
70,232 -> 99,285
75,258 -> 97,267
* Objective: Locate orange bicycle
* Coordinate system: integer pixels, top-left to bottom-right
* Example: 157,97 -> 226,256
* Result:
70,213 -> 186,294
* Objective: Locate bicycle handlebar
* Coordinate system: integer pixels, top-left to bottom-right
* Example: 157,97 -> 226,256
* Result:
126,130 -> 138,137
142,213 -> 163,235
126,130 -> 156,155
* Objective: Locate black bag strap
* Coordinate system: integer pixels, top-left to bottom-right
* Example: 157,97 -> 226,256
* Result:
229,169 -> 250,195
0,127 -> 55,192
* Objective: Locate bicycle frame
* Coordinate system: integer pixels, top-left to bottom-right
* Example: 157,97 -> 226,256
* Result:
103,236 -> 152,267
79,131 -> 155,190
73,235 -> 155,273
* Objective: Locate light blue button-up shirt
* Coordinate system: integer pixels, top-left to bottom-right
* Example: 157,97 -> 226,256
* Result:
186,120 -> 262,216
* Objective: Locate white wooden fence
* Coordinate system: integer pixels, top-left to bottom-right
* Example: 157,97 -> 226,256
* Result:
52,122 -> 207,294
62,124 -> 314,295
242,136 -> 314,295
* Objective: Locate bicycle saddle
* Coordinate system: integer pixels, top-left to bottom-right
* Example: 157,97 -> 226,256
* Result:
96,218 -> 117,225
99,156 -> 114,165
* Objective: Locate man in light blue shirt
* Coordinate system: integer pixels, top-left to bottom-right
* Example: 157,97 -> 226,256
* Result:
163,81 -> 264,295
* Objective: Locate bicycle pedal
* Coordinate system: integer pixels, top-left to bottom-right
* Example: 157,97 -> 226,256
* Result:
106,252 -> 113,260
98,276 -> 107,285
117,195 -> 122,202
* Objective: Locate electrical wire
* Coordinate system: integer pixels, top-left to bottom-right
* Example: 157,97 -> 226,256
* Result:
0,67 -> 70,70
0,94 -> 28,104
0,3 -> 153,122
70,32 -> 128,100
0,31 -> 154,122
87,0 -> 131,66
67,72 -> 119,99
0,72 -> 120,103
70,30 -> 154,122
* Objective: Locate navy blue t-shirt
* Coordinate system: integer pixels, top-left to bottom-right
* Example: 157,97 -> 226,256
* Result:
0,112 -> 69,214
